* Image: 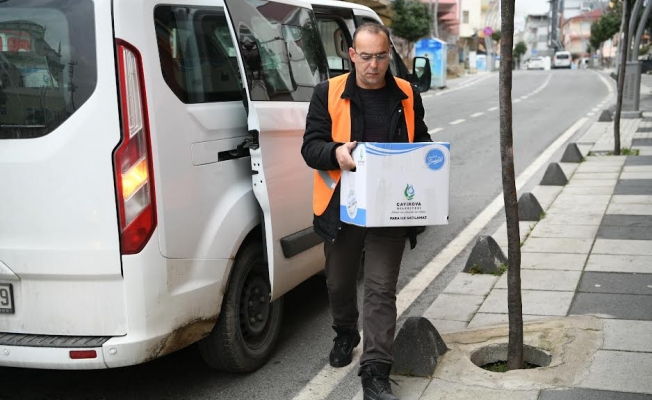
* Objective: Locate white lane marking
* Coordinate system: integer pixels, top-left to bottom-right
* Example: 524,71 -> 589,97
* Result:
428,127 -> 444,134
292,116 -> 589,400
471,112 -> 484,118
592,108 -> 599,112
450,119 -> 466,125
588,112 -> 595,116
487,106 -> 498,111
514,99 -> 522,103
530,74 -> 553,97
592,70 -> 614,94
435,73 -> 496,97
521,96 -> 529,100
422,94 -> 433,99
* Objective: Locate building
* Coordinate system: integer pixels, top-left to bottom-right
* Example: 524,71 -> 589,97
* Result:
563,0 -> 607,20
524,14 -> 551,59
420,0 -> 460,40
562,8 -> 602,56
459,0 -> 482,39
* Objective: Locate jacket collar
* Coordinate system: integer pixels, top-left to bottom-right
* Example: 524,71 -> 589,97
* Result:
341,70 -> 409,103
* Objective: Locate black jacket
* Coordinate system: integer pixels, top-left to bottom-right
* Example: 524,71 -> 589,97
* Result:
301,71 -> 431,244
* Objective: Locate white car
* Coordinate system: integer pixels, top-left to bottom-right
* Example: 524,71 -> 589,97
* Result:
553,51 -> 572,69
527,57 -> 545,70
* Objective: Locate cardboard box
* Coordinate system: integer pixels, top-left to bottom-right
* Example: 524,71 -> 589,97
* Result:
340,142 -> 450,227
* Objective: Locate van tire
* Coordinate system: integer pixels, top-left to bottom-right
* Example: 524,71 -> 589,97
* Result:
198,242 -> 283,372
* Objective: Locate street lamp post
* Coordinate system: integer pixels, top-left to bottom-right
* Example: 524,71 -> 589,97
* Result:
430,0 -> 440,38
484,0 -> 499,71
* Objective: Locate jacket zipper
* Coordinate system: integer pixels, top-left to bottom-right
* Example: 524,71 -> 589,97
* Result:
389,101 -> 403,142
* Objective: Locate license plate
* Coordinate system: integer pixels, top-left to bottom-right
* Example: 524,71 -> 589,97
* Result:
0,283 -> 15,314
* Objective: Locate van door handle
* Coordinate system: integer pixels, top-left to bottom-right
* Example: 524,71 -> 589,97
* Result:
247,129 -> 260,150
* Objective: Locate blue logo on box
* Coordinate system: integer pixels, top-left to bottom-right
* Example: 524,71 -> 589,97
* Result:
425,148 -> 445,171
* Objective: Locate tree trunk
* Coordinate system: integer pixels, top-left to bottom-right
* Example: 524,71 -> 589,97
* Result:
600,41 -> 605,68
615,0 -> 633,156
499,0 -> 523,371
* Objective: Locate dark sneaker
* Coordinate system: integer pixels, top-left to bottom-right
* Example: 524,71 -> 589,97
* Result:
359,362 -> 399,400
329,326 -> 361,368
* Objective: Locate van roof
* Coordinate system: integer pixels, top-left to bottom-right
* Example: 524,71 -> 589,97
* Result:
309,0 -> 375,13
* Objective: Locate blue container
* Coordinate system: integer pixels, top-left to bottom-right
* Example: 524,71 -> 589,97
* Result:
414,38 -> 447,88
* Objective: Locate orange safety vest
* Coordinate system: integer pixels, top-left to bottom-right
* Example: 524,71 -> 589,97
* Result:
313,73 -> 416,216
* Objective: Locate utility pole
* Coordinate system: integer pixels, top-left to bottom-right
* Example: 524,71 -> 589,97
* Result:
484,0 -> 499,71
633,0 -> 652,60
628,0 -> 644,61
559,0 -> 565,46
550,0 -> 558,52
430,0 -> 440,38
620,0 -> 651,116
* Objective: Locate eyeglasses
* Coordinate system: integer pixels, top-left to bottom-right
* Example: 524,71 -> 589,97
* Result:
353,49 -> 391,62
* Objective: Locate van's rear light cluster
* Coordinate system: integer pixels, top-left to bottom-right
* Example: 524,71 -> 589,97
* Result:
114,40 -> 156,255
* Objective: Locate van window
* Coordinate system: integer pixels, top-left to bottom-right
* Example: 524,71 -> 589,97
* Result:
154,6 -> 243,104
227,1 -> 328,101
0,0 -> 97,140
316,19 -> 351,75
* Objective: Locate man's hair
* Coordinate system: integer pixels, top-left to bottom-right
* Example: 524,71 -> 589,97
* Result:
352,22 -> 391,49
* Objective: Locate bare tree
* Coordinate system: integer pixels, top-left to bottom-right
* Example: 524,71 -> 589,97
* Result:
499,0 -> 523,370
615,0 -> 634,156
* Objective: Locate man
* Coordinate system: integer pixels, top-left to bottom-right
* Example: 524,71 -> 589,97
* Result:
301,23 -> 431,400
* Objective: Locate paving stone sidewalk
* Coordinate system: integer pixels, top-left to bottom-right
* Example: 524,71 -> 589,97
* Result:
355,113 -> 652,400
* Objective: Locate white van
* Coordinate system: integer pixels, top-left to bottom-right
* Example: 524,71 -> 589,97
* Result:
553,51 -> 572,69
0,0 -> 429,371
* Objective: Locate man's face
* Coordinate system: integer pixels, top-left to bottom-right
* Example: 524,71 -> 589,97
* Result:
349,31 -> 391,89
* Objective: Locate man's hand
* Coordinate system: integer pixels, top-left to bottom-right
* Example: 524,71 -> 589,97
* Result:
335,141 -> 357,171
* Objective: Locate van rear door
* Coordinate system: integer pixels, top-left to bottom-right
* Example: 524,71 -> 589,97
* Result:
224,0 -> 329,299
0,0 -> 126,336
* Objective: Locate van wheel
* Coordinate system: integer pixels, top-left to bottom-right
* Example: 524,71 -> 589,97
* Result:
199,242 -> 283,372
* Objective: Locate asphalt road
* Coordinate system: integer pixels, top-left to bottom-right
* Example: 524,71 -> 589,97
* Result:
0,69 -> 611,400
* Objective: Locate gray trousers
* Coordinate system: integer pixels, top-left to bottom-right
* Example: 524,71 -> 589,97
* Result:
324,223 -> 406,366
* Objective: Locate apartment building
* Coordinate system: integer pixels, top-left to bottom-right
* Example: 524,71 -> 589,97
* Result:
524,14 -> 551,59
562,8 -> 601,56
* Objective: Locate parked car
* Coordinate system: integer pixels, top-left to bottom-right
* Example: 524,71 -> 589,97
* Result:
553,51 -> 572,69
527,56 -> 545,70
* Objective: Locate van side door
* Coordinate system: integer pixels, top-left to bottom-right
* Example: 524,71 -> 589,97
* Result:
224,0 -> 330,300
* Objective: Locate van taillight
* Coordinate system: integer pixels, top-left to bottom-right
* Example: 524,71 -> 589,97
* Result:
114,40 -> 156,255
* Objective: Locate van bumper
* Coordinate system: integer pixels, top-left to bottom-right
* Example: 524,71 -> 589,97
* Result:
0,344 -> 109,370
0,319 -> 216,370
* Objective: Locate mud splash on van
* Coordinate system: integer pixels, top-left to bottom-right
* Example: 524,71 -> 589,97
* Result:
146,317 -> 218,361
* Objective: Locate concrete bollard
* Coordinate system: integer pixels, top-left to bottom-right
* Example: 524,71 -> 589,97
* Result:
518,192 -> 544,221
540,162 -> 568,186
598,109 -> 613,122
463,235 -> 508,275
561,143 -> 584,163
392,317 -> 448,377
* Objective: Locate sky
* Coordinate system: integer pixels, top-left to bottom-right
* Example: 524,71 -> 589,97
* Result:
515,0 -> 550,31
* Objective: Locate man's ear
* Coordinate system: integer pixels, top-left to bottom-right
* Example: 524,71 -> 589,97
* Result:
348,47 -> 356,62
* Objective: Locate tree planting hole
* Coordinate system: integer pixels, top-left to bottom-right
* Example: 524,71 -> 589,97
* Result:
470,343 -> 552,372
